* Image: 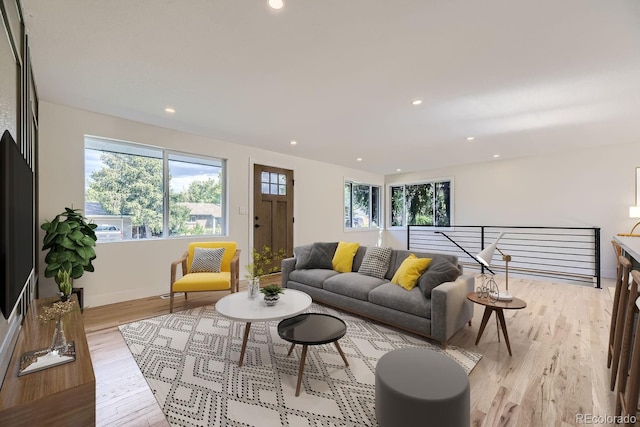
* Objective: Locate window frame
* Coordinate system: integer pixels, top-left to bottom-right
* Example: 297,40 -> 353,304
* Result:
387,177 -> 453,229
344,179 -> 382,231
84,135 -> 227,241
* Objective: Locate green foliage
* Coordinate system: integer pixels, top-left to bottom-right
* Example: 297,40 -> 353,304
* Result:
169,191 -> 191,235
87,152 -> 164,234
41,208 -> 97,286
56,269 -> 73,296
391,182 -> 451,227
184,178 -> 221,204
260,284 -> 285,296
245,246 -> 287,279
87,153 -> 223,236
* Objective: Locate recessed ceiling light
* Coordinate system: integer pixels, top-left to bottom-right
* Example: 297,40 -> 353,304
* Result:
411,100 -> 422,106
356,158 -> 363,162
268,0 -> 283,9
164,107 -> 175,113
493,154 -> 500,158
466,136 -> 475,141
396,168 -> 402,172
289,140 -> 297,145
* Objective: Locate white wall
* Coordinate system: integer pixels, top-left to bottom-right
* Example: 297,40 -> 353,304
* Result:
38,102 -> 383,308
385,142 -> 640,279
39,101 -> 637,306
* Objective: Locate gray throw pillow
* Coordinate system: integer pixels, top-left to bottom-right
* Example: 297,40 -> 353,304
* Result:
418,257 -> 460,298
294,244 -> 313,270
358,246 -> 393,279
295,242 -> 338,269
189,247 -> 225,273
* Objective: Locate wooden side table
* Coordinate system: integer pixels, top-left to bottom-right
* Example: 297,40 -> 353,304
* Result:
0,296 -> 95,425
467,292 -> 527,356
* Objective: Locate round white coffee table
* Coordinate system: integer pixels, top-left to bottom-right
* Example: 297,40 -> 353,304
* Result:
215,289 -> 312,366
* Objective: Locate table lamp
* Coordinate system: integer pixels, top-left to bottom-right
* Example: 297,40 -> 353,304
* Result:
476,232 -> 513,301
628,206 -> 640,236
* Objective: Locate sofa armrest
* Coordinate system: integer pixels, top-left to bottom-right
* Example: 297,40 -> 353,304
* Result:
430,274 -> 475,344
281,257 -> 296,288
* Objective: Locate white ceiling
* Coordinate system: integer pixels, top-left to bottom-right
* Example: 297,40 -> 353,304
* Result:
20,0 -> 640,175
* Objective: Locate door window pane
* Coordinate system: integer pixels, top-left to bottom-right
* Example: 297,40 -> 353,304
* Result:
261,171 -> 287,195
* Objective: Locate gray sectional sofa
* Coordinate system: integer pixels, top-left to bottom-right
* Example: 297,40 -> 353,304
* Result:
281,244 -> 475,347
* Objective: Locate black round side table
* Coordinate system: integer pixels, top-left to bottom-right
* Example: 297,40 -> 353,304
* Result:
277,313 -> 349,396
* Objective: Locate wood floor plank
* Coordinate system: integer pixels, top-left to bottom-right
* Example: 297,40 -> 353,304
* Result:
83,275 -> 618,426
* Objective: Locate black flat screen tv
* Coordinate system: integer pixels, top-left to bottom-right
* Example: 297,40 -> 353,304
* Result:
0,129 -> 34,319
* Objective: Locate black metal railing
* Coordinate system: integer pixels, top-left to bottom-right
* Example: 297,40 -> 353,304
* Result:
407,225 -> 601,288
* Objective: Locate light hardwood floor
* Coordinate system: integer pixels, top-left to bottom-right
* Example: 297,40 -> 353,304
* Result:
83,275 -> 617,427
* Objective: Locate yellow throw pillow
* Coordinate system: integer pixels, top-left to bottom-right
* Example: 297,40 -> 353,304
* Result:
391,254 -> 432,291
332,241 -> 360,273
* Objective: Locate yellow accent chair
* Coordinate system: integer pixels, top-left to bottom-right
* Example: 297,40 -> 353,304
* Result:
170,242 -> 240,313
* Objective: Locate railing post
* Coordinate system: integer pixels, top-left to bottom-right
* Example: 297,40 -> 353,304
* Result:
595,227 -> 601,289
479,226 -> 486,275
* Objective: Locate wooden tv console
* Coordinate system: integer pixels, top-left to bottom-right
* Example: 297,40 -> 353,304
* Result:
0,296 -> 95,425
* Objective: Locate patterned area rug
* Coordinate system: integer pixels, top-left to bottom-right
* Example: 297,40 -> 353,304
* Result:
119,303 -> 481,427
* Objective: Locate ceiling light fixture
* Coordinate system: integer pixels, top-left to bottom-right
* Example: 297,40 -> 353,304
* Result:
356,158 -> 363,162
411,100 -> 422,106
493,154 -> 500,158
396,168 -> 402,172
466,136 -> 475,141
164,107 -> 175,113
289,140 -> 297,145
268,0 -> 284,10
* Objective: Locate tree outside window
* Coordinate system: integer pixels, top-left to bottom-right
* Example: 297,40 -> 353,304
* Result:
345,181 -> 380,229
390,180 -> 451,227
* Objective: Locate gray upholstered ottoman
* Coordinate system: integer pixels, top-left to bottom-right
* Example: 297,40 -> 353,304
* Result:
375,347 -> 470,427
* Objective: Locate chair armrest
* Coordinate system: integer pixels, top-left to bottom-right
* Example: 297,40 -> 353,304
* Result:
170,251 -> 189,286
230,249 -> 241,292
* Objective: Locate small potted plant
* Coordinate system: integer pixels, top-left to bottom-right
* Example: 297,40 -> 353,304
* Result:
245,246 -> 287,299
260,284 -> 285,306
56,269 -> 73,301
41,207 -> 97,299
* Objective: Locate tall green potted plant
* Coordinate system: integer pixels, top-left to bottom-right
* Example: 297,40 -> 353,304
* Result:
41,207 -> 98,299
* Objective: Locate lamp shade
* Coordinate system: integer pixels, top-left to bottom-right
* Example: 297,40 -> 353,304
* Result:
630,206 -> 640,219
476,232 -> 505,267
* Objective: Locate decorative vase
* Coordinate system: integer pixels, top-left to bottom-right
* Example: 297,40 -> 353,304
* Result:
49,317 -> 68,355
263,294 -> 280,306
248,278 -> 260,299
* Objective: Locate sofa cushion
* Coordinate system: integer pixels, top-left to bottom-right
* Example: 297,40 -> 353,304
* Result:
332,241 -> 360,273
289,268 -> 339,289
323,272 -> 387,301
418,257 -> 461,298
368,283 -> 431,319
391,254 -> 432,290
358,246 -> 393,279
